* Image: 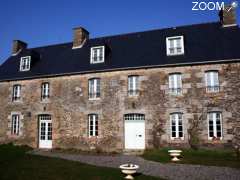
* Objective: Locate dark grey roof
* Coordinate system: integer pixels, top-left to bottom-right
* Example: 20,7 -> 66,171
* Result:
0,22 -> 240,81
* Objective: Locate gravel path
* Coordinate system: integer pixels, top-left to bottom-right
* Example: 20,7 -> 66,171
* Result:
30,150 -> 240,180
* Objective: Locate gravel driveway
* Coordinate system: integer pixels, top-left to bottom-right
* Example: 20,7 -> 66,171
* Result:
30,150 -> 240,180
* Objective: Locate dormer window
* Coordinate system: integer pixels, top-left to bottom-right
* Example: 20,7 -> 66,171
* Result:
166,36 -> 184,56
90,46 -> 105,64
20,56 -> 31,71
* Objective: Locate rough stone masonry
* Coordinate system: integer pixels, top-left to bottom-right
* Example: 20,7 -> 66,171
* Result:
0,62 -> 240,152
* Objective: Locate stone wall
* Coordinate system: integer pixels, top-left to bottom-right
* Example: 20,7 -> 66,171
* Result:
0,62 -> 239,152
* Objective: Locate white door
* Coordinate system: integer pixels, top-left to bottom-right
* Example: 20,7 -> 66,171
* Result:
124,114 -> 145,149
39,115 -> 52,149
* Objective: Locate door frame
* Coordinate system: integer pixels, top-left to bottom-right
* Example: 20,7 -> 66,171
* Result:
38,114 -> 52,149
123,113 -> 146,150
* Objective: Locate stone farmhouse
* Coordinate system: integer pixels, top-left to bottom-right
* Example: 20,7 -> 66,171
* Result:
0,7 -> 240,152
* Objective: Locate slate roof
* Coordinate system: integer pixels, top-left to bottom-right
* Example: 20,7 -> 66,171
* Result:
0,22 -> 240,81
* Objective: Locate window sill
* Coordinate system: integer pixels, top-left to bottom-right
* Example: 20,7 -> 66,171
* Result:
170,137 -> 184,141
128,94 -> 139,98
19,69 -> 30,72
8,134 -> 21,138
89,98 -> 101,101
167,53 -> 184,56
169,93 -> 183,96
206,91 -> 220,94
90,61 -> 105,64
206,86 -> 220,93
88,136 -> 100,138
208,138 -> 223,141
11,100 -> 23,104
40,99 -> 50,103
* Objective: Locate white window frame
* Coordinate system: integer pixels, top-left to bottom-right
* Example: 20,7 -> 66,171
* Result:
128,75 -> 139,96
205,71 -> 220,92
88,114 -> 98,137
12,84 -> 21,102
41,82 -> 50,100
20,56 -> 31,71
90,46 -> 105,64
11,114 -> 20,135
208,112 -> 223,140
88,78 -> 100,100
169,73 -> 182,95
166,36 -> 184,56
170,113 -> 184,140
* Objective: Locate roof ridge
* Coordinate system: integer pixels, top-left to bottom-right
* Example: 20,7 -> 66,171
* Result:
92,21 -> 220,40
29,42 -> 71,50
29,21 -> 220,50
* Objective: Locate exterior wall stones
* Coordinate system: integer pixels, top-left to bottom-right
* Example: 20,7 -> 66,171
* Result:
0,62 -> 240,151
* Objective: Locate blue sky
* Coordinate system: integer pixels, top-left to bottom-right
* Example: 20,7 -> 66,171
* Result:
0,0 -> 239,64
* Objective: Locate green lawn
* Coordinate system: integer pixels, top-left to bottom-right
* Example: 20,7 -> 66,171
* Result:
0,144 -> 162,180
142,148 -> 240,169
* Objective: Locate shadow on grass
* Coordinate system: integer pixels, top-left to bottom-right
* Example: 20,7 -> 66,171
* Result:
142,148 -> 240,169
0,143 -> 163,180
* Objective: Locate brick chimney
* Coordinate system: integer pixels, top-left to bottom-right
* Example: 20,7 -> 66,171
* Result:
12,40 -> 27,55
72,27 -> 89,49
219,5 -> 237,27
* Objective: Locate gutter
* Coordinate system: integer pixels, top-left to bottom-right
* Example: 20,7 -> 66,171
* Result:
0,58 -> 240,82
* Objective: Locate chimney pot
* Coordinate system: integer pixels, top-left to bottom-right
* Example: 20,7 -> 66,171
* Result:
12,40 -> 27,55
72,27 -> 89,49
219,5 -> 237,27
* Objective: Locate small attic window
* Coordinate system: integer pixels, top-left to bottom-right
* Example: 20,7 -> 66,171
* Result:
90,46 -> 105,64
166,36 -> 184,56
20,56 -> 31,71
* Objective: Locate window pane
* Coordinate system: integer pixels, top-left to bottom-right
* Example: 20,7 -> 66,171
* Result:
179,131 -> 183,138
89,80 -> 94,98
172,131 -> 176,137
89,131 -> 93,136
213,72 -> 219,86
169,39 -> 174,48
179,126 -> 183,132
209,125 -> 213,131
172,125 -> 176,131
40,123 -> 45,140
169,75 -> 174,89
47,123 -> 52,140
216,113 -> 221,120
177,74 -> 182,88
96,79 -> 100,97
206,72 -> 211,86
176,38 -> 181,47
172,119 -> 176,125
217,131 -> 221,137
90,120 -> 94,125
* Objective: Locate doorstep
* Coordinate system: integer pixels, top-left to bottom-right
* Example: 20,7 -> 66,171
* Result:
123,149 -> 144,155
